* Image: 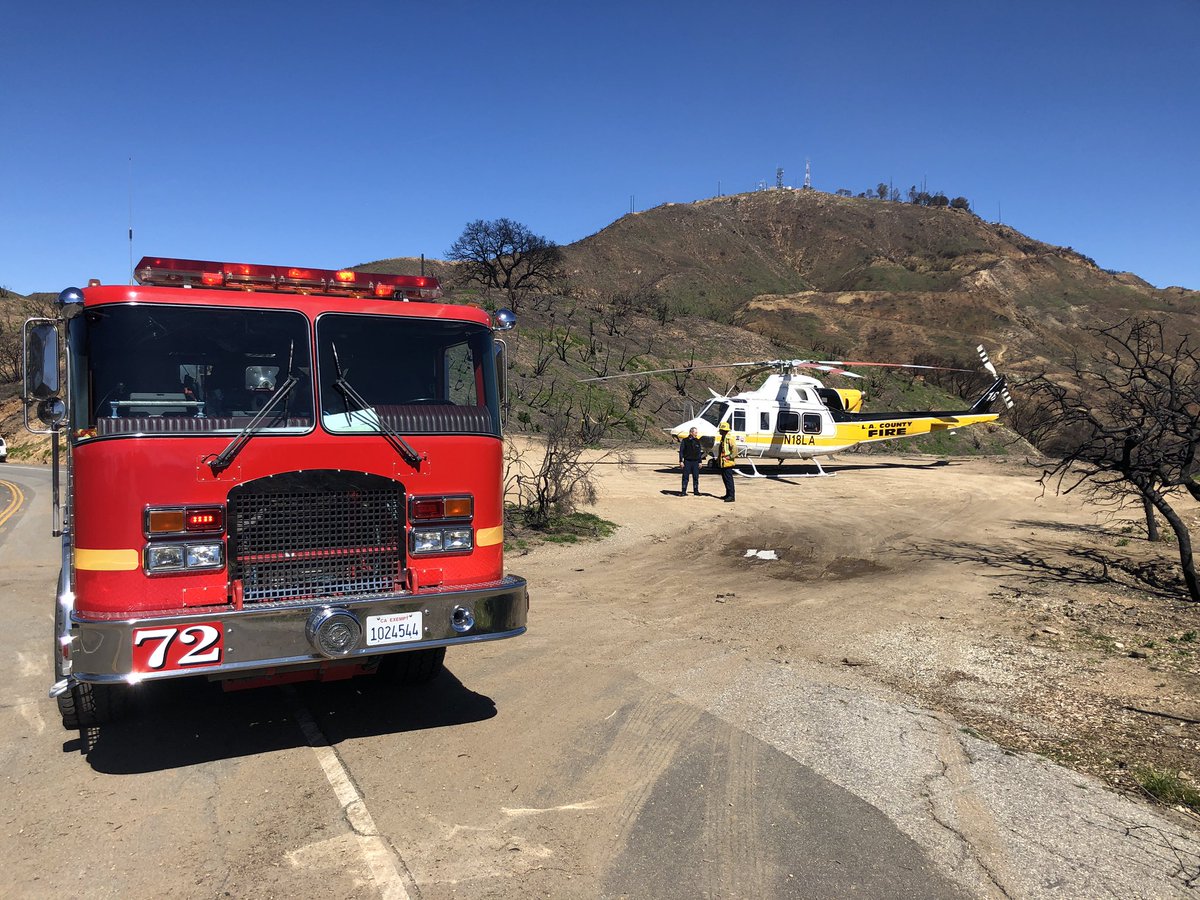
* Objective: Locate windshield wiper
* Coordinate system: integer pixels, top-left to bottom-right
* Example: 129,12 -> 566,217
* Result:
208,343 -> 299,475
330,343 -> 423,468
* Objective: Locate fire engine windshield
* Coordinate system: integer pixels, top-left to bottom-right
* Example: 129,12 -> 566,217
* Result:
72,305 -> 314,436
316,314 -> 500,436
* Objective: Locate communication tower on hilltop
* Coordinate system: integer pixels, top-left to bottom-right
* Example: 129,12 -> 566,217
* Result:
776,167 -> 784,190
803,159 -> 812,190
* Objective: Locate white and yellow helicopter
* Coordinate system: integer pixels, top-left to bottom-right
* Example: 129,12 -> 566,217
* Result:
585,345 -> 1013,476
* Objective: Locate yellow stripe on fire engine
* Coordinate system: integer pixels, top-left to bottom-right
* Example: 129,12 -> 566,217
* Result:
75,548 -> 141,571
476,526 -> 504,547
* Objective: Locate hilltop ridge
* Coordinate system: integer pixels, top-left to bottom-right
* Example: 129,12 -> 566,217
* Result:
562,190 -> 1196,365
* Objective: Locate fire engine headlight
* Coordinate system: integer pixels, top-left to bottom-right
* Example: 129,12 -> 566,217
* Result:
411,528 -> 444,553
146,544 -> 185,571
186,543 -> 224,569
145,542 -> 225,573
443,528 -> 473,551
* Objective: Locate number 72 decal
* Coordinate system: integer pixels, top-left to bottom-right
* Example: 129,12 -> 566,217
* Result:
132,623 -> 224,672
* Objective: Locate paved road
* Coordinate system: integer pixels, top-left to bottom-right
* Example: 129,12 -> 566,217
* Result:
0,464 -> 970,898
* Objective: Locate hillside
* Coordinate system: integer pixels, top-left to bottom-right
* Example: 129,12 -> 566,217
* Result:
562,189 -> 1198,371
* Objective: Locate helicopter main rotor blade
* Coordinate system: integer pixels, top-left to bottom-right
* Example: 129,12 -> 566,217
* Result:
579,357 -> 975,384
810,360 -> 976,372
578,361 -> 778,383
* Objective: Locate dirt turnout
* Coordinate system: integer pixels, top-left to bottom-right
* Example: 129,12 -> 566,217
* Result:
519,450 -> 1200,818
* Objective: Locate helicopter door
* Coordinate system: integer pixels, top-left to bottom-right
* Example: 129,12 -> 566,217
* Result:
739,412 -> 768,460
732,407 -> 764,458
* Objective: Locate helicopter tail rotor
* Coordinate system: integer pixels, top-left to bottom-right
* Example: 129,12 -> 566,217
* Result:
977,344 -> 999,378
970,375 -> 1015,413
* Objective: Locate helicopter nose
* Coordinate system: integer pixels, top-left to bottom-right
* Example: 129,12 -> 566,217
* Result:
672,418 -> 713,440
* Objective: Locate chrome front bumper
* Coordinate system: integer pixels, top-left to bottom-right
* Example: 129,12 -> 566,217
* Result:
56,576 -> 527,688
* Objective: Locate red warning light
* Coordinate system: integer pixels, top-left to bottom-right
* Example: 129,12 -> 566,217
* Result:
185,507 -> 225,532
134,257 -> 441,300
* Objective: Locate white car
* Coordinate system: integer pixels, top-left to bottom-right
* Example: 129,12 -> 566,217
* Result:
0,436 -> 6,462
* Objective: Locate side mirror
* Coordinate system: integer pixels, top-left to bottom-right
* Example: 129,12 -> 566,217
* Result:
494,308 -> 516,332
24,320 -> 61,401
37,397 -> 67,427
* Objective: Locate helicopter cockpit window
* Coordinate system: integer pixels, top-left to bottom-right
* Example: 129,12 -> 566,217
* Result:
732,409 -> 746,432
777,411 -> 800,433
699,401 -> 728,428
802,413 -> 822,434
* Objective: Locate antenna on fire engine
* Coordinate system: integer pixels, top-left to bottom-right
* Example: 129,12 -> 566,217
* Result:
128,155 -> 135,285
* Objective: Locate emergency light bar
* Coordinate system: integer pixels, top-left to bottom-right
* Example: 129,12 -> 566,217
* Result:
134,257 -> 442,300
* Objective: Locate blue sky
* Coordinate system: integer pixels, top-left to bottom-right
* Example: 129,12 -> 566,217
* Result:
3,1 -> 1197,295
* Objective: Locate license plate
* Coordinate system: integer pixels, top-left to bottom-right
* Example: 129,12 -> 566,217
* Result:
365,611 -> 424,646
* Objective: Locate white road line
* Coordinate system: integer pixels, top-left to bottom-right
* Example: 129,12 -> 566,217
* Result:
282,686 -> 413,900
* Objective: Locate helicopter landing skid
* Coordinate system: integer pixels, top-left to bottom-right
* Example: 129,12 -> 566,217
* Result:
736,460 -> 833,478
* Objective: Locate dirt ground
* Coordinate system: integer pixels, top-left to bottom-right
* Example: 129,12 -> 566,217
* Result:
517,449 -> 1200,823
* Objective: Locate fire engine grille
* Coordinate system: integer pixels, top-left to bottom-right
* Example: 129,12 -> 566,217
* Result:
228,471 -> 405,603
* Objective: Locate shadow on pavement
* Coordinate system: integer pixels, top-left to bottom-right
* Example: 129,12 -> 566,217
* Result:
76,667 -> 495,774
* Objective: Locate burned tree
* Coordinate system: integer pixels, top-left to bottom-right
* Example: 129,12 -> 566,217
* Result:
504,400 -> 627,530
446,218 -> 563,310
1026,319 -> 1200,602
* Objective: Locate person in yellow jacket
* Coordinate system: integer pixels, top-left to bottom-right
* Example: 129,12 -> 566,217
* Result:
716,421 -> 737,503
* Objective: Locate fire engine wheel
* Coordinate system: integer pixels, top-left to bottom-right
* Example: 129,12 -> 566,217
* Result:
53,597 -> 128,730
380,646 -> 446,685
57,682 -> 128,730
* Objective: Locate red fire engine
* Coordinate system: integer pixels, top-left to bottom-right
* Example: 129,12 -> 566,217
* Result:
23,256 -> 528,729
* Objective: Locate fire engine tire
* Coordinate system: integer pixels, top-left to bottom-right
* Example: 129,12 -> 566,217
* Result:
58,682 -> 128,730
56,685 -> 81,731
380,647 -> 446,685
52,587 -> 82,730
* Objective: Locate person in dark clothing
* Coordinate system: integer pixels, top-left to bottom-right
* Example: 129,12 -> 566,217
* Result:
679,426 -> 704,495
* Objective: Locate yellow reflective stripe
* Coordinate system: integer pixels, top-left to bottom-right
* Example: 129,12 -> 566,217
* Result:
76,548 -> 141,571
476,525 -> 504,547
